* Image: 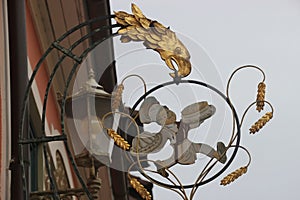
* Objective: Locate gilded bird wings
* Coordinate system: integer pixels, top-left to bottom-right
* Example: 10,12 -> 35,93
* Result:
114,4 -> 191,78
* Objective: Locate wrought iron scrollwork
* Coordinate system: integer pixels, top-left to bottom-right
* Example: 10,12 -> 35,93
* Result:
19,4 -> 274,200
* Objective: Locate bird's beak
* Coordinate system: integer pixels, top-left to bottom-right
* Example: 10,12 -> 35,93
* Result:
165,55 -> 191,78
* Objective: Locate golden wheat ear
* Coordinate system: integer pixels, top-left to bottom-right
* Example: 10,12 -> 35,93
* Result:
220,166 -> 248,186
256,82 -> 266,112
129,178 -> 152,200
249,112 -> 273,134
107,128 -> 130,150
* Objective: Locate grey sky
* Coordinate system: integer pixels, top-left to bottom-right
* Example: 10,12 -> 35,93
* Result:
110,1 -> 300,199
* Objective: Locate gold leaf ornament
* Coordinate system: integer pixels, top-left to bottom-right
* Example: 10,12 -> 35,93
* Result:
107,128 -> 130,150
249,112 -> 273,134
114,3 -> 191,78
220,166 -> 248,186
130,178 -> 152,200
256,82 -> 266,112
131,3 -> 146,19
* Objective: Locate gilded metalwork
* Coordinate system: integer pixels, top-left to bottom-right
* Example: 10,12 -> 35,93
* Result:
131,96 -> 227,176
124,65 -> 275,199
256,82 -> 266,112
107,128 -> 131,150
114,4 -> 191,78
220,166 -> 248,186
18,3 -> 275,200
249,112 -> 273,134
129,178 -> 152,200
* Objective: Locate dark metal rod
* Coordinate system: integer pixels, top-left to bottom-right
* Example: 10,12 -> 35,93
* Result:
7,0 -> 28,199
52,42 -> 82,63
41,24 -> 118,139
43,144 -> 60,200
55,15 -> 117,44
19,17 -> 117,146
17,20 -> 117,199
18,135 -> 67,144
38,27 -> 119,200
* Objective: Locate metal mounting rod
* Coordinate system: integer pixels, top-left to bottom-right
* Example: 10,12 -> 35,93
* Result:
18,135 -> 67,144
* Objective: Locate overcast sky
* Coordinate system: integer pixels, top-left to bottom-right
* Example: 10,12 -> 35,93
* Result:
110,1 -> 300,199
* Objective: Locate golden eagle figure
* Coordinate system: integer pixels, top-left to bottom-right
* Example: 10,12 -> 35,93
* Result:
114,4 -> 191,78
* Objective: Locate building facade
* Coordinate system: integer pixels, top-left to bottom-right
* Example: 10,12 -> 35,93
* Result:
0,0 -> 152,199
